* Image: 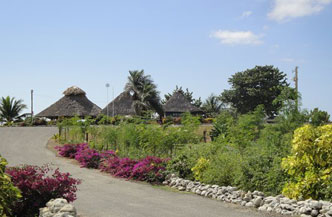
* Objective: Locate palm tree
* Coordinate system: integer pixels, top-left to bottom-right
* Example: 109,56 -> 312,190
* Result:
0,96 -> 27,122
202,94 -> 223,117
125,70 -> 163,117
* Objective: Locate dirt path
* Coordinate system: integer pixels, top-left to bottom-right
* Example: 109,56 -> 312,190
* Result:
0,127 -> 282,217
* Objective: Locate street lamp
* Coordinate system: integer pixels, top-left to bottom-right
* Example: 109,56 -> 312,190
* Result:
106,83 -> 110,116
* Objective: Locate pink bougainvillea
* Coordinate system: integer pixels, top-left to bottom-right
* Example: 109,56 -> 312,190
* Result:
6,165 -> 81,217
130,156 -> 168,182
56,144 -> 115,169
55,143 -> 87,158
56,143 -> 169,183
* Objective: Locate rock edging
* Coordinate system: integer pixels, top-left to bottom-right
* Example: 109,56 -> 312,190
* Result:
163,175 -> 332,217
39,198 -> 77,217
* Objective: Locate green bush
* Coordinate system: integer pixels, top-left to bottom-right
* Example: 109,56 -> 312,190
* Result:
196,146 -> 242,186
309,108 -> 330,126
192,157 -> 210,182
282,124 -> 332,200
210,110 -> 234,141
0,156 -> 21,217
166,153 -> 193,179
239,143 -> 287,195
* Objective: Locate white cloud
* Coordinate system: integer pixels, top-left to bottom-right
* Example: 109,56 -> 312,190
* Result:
210,30 -> 263,45
241,11 -> 253,18
268,0 -> 332,22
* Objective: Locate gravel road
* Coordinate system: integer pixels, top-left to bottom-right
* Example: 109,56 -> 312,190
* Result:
0,127 -> 282,217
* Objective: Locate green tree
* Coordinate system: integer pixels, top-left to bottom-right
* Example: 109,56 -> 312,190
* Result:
309,108 -> 330,126
162,86 -> 202,108
0,96 -> 27,122
220,65 -> 289,117
125,70 -> 163,117
202,94 -> 223,117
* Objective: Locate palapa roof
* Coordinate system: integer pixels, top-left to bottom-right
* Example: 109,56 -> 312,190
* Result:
101,91 -> 136,116
36,86 -> 101,118
163,91 -> 202,113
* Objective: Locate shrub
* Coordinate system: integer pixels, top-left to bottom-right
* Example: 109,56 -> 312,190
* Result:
112,158 -> 138,178
239,144 -> 287,195
282,124 -> 332,200
166,153 -> 193,179
0,156 -> 21,217
210,110 -> 234,141
6,165 -> 80,217
99,156 -> 168,183
309,108 -> 330,126
55,143 -> 86,158
199,147 -> 242,187
131,156 -> 168,183
74,144 -> 115,168
192,157 -> 210,182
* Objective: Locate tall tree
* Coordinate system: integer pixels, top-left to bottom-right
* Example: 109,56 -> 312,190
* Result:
220,65 -> 289,117
162,86 -> 202,108
0,96 -> 27,122
125,70 -> 163,117
202,94 -> 223,117
309,108 -> 330,126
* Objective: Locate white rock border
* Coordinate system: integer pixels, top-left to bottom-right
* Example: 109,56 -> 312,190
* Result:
163,174 -> 332,217
39,198 -> 77,217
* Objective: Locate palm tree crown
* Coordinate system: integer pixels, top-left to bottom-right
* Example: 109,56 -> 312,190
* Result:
125,70 -> 163,117
202,94 -> 223,117
0,96 -> 27,122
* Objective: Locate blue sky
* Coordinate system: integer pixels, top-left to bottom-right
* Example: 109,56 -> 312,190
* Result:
0,0 -> 331,115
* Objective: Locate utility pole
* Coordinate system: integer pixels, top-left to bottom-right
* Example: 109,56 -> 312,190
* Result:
293,66 -> 299,111
31,89 -> 34,124
106,83 -> 110,116
112,87 -> 115,117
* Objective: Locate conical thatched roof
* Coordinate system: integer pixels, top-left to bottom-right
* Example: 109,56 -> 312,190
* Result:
102,91 -> 136,116
163,91 -> 202,113
36,86 -> 101,118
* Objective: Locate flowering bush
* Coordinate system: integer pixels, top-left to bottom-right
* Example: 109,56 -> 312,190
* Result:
56,143 -> 115,168
75,146 -> 115,169
57,143 -> 168,183
100,157 -> 138,178
55,143 -> 87,158
75,147 -> 102,169
131,156 -> 168,182
6,165 -> 80,217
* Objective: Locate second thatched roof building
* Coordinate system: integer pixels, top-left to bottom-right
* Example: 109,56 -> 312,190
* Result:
101,91 -> 136,117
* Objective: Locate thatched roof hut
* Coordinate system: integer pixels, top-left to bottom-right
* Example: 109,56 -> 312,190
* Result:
163,91 -> 203,117
36,86 -> 101,119
101,91 -> 136,117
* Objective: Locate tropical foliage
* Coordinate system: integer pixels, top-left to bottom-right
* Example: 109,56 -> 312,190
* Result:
282,124 -> 332,200
0,96 -> 27,122
125,70 -> 163,117
0,156 -> 21,217
309,108 -> 330,126
220,65 -> 289,117
6,165 -> 80,217
201,94 -> 223,117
